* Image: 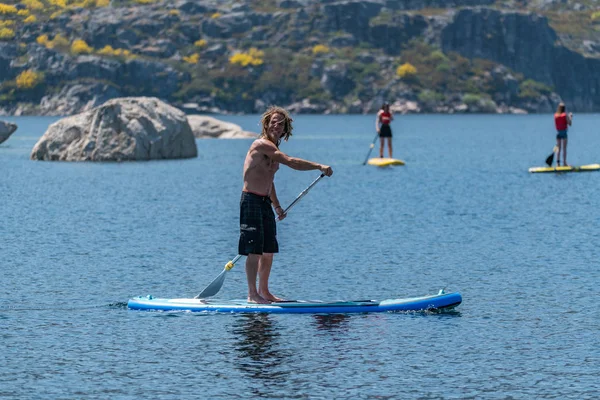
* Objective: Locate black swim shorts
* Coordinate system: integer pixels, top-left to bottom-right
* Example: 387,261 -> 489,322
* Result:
379,124 -> 392,138
238,192 -> 279,256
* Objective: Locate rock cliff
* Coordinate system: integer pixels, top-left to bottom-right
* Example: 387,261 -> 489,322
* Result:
1,0 -> 599,115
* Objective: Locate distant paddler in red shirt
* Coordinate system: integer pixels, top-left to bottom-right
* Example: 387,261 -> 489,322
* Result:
554,102 -> 573,167
376,103 -> 394,158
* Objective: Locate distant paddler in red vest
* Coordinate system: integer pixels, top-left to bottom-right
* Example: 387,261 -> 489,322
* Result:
554,102 -> 573,167
376,103 -> 394,158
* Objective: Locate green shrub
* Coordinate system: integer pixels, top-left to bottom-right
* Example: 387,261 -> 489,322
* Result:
418,90 -> 444,105
462,93 -> 481,106
518,79 -> 552,99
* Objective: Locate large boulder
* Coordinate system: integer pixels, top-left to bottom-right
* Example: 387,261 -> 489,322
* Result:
0,120 -> 18,145
30,97 -> 197,161
187,115 -> 257,139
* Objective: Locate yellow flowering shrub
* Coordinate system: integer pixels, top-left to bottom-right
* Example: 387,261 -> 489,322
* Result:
71,39 -> 93,54
24,15 -> 36,23
0,19 -> 15,28
183,54 -> 199,64
211,12 -> 221,19
48,0 -> 66,7
229,48 -> 264,67
0,3 -> 17,14
36,34 -> 49,45
312,44 -> 329,55
96,0 -> 110,6
22,0 -> 44,10
97,45 -> 132,58
134,0 -> 156,4
168,9 -> 180,15
97,45 -> 114,55
114,48 -> 132,57
69,0 -> 97,8
16,69 -> 43,89
0,27 -> 15,40
396,63 -> 417,78
38,33 -> 69,49
18,9 -> 30,16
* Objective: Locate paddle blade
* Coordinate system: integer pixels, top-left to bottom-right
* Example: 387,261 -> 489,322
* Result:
545,146 -> 559,167
194,269 -> 227,299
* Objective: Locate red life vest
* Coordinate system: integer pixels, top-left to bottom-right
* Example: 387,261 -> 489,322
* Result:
555,113 -> 568,131
380,111 -> 392,125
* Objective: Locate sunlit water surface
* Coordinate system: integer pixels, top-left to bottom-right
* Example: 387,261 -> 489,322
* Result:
1,114 -> 599,399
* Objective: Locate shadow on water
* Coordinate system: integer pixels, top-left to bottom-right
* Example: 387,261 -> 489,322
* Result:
230,313 -> 292,385
310,309 -> 461,331
311,313 -> 351,331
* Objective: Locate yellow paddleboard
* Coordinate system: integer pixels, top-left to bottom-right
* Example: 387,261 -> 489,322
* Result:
367,158 -> 405,167
528,164 -> 600,173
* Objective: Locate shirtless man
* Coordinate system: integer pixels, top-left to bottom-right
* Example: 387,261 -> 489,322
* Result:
239,106 -> 333,304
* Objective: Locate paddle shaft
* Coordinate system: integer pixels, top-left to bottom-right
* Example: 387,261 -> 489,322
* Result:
362,133 -> 379,165
279,173 -> 325,217
194,173 -> 326,299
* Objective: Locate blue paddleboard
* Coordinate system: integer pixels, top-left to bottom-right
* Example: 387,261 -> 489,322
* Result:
127,290 -> 461,314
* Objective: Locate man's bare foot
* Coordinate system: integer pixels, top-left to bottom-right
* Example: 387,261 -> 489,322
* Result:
259,291 -> 285,302
247,294 -> 270,304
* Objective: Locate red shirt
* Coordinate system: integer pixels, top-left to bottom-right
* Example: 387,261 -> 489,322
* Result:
380,111 -> 392,125
555,113 -> 568,131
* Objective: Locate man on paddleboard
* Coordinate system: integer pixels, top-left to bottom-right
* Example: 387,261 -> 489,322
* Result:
239,106 -> 333,304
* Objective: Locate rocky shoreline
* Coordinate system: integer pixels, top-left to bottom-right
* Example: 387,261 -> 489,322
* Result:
3,97 -> 257,162
1,1 -> 599,116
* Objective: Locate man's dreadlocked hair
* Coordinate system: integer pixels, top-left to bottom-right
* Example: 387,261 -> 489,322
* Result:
260,106 -> 293,146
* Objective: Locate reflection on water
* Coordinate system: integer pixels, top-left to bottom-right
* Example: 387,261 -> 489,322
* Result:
312,314 -> 351,332
231,313 -> 291,383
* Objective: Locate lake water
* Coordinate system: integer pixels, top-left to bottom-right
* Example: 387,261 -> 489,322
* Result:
1,113 -> 599,399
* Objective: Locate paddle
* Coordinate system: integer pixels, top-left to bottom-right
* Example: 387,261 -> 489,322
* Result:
545,145 -> 559,167
362,132 -> 379,165
194,173 -> 327,299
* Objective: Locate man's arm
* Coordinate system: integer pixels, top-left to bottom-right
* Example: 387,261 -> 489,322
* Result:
258,140 -> 333,176
269,182 -> 286,220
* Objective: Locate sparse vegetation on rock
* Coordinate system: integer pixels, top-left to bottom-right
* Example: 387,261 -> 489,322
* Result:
0,0 -> 599,115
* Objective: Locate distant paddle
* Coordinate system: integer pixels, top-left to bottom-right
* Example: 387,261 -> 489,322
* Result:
194,173 -> 327,299
545,146 -> 559,167
362,133 -> 379,165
